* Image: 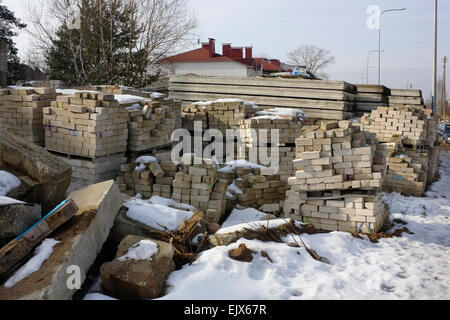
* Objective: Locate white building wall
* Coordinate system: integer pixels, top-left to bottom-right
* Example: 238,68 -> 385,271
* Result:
169,61 -> 249,77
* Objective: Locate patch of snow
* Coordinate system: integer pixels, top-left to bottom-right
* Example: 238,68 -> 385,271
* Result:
221,208 -> 272,229
151,92 -> 164,99
5,239 -> 60,288
254,108 -> 305,123
227,182 -> 244,197
193,98 -> 258,108
118,240 -> 159,262
218,160 -> 267,173
83,293 -> 117,301
124,103 -> 142,111
135,156 -> 158,164
55,89 -> 101,95
0,171 -> 21,196
0,196 -> 26,206
115,94 -> 146,104
124,198 -> 194,231
217,218 -> 293,235
149,196 -> 197,212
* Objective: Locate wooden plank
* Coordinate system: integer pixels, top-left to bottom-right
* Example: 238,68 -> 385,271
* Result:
170,91 -> 353,111
170,75 -> 356,93
0,199 -> 78,278
170,83 -> 355,102
390,89 -> 422,97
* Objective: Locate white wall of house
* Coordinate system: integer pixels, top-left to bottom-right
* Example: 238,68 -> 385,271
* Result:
168,61 -> 249,77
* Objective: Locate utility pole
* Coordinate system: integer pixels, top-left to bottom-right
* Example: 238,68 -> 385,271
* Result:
432,0 -> 438,114
443,56 -> 448,121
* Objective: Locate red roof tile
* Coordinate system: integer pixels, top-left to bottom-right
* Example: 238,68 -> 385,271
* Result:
159,48 -> 241,64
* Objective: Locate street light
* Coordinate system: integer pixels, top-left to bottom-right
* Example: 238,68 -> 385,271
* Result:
367,50 -> 383,84
378,8 -> 407,85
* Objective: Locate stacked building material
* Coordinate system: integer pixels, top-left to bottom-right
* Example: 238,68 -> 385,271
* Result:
360,106 -> 428,146
389,89 -> 424,106
123,98 -> 182,152
116,152 -> 177,199
218,163 -> 289,213
44,91 -> 128,157
360,105 -> 441,195
172,156 -> 228,223
57,154 -> 127,192
0,87 -> 56,146
238,108 -> 304,181
43,91 -> 128,189
170,75 -> 356,120
283,120 -> 389,233
182,99 -> 259,133
354,84 -> 390,116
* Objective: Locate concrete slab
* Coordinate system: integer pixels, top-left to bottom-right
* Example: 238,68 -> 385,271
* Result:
0,180 -> 123,300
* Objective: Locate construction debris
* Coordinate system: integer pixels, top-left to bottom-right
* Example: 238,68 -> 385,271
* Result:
0,130 -> 72,212
101,235 -> 175,300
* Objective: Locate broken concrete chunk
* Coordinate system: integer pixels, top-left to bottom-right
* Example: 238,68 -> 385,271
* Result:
101,235 -> 175,300
0,203 -> 41,239
0,180 -> 123,300
0,131 -> 72,212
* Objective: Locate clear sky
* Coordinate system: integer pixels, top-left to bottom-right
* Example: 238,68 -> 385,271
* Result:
4,0 -> 450,98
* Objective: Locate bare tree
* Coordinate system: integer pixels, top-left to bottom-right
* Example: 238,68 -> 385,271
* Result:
287,45 -> 335,79
25,0 -> 198,86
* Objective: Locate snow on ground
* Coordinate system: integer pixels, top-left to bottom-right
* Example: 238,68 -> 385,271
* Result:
5,239 -> 60,288
83,293 -> 117,301
0,196 -> 26,206
124,198 -> 194,231
0,170 -> 21,196
159,152 -> 450,300
149,196 -> 197,212
118,240 -> 159,262
221,208 -> 273,229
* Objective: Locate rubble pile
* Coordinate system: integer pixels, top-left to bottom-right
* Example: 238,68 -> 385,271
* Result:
218,164 -> 289,213
124,99 -> 182,152
173,156 -> 228,223
0,87 -> 56,146
283,120 -> 388,233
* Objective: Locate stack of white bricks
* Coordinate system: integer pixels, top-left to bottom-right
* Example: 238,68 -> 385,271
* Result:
360,106 -> 428,146
283,120 -> 388,233
173,156 -> 228,223
116,152 -> 178,199
0,87 -> 56,146
291,120 -> 385,192
218,165 -> 289,213
238,109 -> 304,181
182,100 -> 259,133
124,98 -> 182,152
44,91 -> 128,157
360,105 -> 440,196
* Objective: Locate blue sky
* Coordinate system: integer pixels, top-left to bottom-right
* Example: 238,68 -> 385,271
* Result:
4,0 -> 450,98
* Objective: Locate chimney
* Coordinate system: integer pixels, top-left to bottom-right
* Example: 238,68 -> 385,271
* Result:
202,42 -> 209,50
245,47 -> 253,60
222,43 -> 232,57
208,38 -> 216,57
231,47 -> 243,59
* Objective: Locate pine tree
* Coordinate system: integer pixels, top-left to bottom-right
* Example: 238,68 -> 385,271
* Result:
0,4 -> 27,84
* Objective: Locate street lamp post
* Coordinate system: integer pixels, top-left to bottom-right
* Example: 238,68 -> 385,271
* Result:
432,0 -> 438,114
367,50 -> 383,84
378,8 -> 406,85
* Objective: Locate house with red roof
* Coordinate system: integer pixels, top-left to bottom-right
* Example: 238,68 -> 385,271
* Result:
159,38 -> 286,77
